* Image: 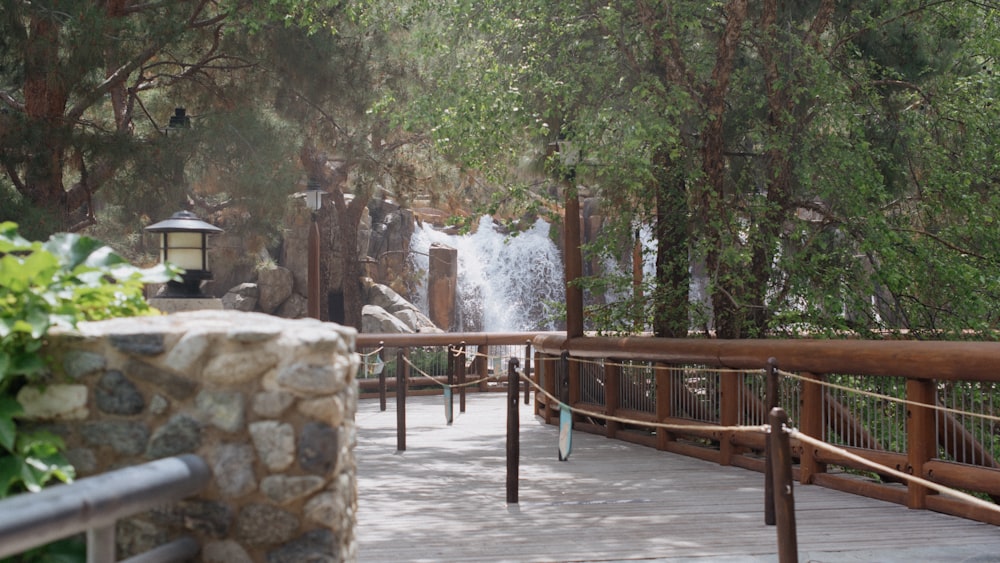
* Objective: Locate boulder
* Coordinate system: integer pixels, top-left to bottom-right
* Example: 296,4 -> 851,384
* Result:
257,266 -> 294,314
361,305 -> 412,334
276,293 -> 308,319
366,283 -> 438,332
223,283 -> 259,312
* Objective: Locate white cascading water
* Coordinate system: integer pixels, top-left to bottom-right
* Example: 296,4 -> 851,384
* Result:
410,216 -> 565,332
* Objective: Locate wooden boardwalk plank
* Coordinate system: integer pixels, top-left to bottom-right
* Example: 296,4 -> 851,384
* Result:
357,394 -> 1000,562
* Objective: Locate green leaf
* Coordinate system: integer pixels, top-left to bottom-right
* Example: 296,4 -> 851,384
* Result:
42,233 -> 104,271
0,455 -> 23,498
0,397 -> 22,453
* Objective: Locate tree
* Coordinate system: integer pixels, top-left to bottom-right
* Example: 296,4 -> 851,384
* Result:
0,1 -> 344,238
409,0 -> 1000,339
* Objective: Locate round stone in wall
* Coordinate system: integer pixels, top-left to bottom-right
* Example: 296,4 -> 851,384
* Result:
96,370 -> 145,415
146,414 -> 202,459
235,504 -> 299,547
212,443 -> 258,498
266,529 -> 337,563
298,422 -> 338,475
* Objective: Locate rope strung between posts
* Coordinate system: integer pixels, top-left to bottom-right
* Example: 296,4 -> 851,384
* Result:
453,348 -> 760,376
400,354 -> 503,390
536,352 -> 997,424
776,368 -> 1000,424
399,347 -> 998,426
791,429 -> 1000,517
514,370 -> 769,437
357,346 -> 384,358
566,355 -> 763,375
515,365 -> 1000,516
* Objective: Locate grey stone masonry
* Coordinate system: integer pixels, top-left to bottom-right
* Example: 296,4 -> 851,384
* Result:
25,310 -> 358,562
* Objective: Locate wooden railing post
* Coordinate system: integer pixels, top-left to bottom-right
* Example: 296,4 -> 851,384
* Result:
543,353 -> 557,423
458,342 -> 467,413
605,359 -> 621,439
770,408 -> 798,563
396,347 -> 407,452
378,341 -> 387,412
907,378 -> 936,509
567,353 -> 581,413
507,357 -> 521,504
765,358 -> 778,525
447,345 -> 456,424
476,349 -> 489,393
798,372 -> 825,484
655,362 -> 673,451
524,341 -> 532,405
720,369 -> 739,466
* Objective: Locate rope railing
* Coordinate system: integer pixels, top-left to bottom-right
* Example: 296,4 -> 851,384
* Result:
519,367 -> 768,437
776,368 -> 1000,424
383,342 -> 1000,436
791,430 -> 1000,516
400,354 -> 500,390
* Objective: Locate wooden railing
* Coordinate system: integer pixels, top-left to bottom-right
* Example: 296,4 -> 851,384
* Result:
532,335 -> 1000,526
357,332 -> 1000,526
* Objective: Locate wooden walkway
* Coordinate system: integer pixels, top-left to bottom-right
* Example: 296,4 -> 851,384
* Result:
356,393 -> 1000,562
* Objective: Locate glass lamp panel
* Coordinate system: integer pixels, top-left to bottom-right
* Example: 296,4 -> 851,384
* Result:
306,189 -> 323,211
164,232 -> 206,270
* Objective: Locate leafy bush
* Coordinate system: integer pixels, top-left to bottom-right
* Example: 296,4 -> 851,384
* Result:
0,222 -> 177,498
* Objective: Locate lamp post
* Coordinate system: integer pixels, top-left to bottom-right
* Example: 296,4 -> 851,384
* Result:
303,179 -> 324,319
145,210 -> 223,298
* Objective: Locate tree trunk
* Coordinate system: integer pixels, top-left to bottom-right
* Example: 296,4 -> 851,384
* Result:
652,146 -> 689,337
23,11 -> 69,229
701,0 -> 749,339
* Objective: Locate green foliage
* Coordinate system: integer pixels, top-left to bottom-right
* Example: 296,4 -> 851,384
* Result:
0,222 -> 176,500
406,0 -> 1000,339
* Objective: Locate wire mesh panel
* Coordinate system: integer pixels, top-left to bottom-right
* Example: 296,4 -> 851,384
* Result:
737,371 -> 765,426
406,346 -> 451,388
578,359 -> 606,407
619,361 -> 655,414
823,374 -> 908,453
670,367 -> 721,424
937,381 -> 1000,467
486,344 -> 524,383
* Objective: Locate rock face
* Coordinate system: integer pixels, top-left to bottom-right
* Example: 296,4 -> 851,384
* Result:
361,305 -> 412,334
365,283 -> 440,333
29,311 -> 359,561
221,196 -> 445,332
222,283 -> 259,312
256,265 -> 295,314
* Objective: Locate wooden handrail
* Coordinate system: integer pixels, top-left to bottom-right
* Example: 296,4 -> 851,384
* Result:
532,335 -> 1000,382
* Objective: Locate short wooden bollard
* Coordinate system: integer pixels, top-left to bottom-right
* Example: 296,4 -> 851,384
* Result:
458,342 -> 467,413
765,357 -> 778,526
447,345 -> 456,423
770,407 -> 798,563
506,357 -> 521,504
378,341 -> 387,412
396,348 -> 407,452
523,341 -> 532,405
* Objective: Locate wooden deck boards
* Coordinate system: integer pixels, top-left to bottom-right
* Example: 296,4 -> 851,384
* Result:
356,393 -> 1000,562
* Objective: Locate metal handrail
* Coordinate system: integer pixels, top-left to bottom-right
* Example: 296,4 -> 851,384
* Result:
0,454 -> 211,562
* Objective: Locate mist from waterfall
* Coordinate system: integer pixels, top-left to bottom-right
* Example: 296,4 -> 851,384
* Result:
410,216 -> 565,332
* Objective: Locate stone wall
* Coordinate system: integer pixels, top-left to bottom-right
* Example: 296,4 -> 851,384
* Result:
18,310 -> 358,562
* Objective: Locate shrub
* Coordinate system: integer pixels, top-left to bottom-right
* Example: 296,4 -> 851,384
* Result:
0,222 -> 177,497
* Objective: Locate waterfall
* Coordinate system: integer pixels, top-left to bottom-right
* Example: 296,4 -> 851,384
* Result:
410,216 -> 565,332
